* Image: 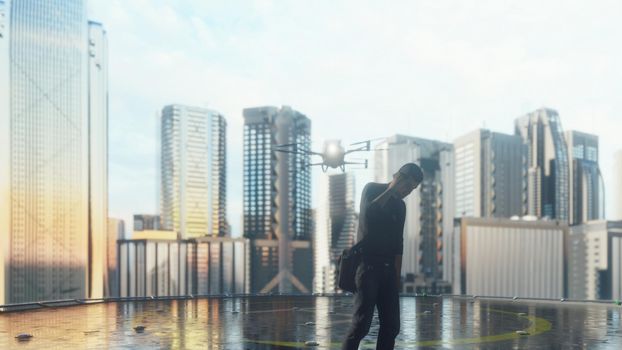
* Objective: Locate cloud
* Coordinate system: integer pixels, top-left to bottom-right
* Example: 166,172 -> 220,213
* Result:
89,0 -> 622,232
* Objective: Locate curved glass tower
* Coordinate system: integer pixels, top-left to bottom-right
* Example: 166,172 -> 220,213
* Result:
515,108 -> 570,221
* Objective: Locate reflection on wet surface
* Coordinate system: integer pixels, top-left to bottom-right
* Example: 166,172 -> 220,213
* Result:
1,295 -> 622,349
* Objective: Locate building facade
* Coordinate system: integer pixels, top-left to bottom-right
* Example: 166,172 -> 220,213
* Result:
515,108 -> 570,221
568,221 -> 622,300
454,129 -> 523,219
118,237 -> 249,297
106,219 -> 125,298
314,173 -> 358,293
133,214 -> 161,231
243,106 -> 312,294
453,217 -> 567,299
160,104 -> 227,238
1,0 -> 108,304
565,131 -> 603,225
374,135 -> 454,290
87,20 -> 108,301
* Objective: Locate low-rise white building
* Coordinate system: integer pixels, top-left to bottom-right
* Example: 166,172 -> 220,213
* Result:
452,217 -> 568,299
118,236 -> 249,297
569,220 -> 622,300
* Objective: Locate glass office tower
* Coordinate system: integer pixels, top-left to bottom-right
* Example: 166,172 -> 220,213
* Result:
0,0 -> 108,304
565,131 -> 604,225
87,20 -> 108,301
243,106 -> 312,294
454,129 -> 523,218
160,104 -> 227,238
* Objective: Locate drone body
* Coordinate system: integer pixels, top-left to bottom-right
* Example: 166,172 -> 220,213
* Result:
321,140 -> 346,170
276,139 -> 375,172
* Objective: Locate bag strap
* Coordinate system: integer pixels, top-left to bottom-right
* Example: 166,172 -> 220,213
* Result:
350,238 -> 365,255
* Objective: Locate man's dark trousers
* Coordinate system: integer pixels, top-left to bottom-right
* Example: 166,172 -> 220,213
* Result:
342,260 -> 400,350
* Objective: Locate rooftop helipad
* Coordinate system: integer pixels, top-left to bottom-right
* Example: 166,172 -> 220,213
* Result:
1,295 -> 621,349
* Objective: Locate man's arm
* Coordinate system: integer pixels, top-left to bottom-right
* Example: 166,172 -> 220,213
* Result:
361,184 -> 396,223
369,186 -> 398,209
395,202 -> 405,291
395,255 -> 402,290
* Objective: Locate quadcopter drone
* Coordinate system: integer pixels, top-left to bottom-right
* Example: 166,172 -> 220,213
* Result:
275,139 -> 381,172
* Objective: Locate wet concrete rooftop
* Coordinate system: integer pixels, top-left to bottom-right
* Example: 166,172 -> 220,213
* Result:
1,295 -> 622,349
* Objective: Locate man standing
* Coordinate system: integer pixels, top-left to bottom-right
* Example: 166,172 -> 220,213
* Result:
342,163 -> 423,350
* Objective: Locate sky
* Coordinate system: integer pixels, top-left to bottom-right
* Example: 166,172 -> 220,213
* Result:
88,0 -> 622,236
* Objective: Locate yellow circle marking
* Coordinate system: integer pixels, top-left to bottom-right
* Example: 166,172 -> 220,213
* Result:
244,308 -> 552,348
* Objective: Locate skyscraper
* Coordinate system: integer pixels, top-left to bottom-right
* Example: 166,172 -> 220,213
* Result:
565,131 -> 604,225
243,106 -> 312,294
160,104 -> 227,238
515,108 -> 570,221
0,0 -> 108,304
314,173 -> 357,293
454,129 -> 523,219
374,135 -> 454,290
87,20 -> 108,301
0,0 -> 9,306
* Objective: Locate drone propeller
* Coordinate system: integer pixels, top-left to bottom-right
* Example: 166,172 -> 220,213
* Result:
349,137 -> 386,146
343,160 -> 369,170
276,142 -> 304,148
275,143 -> 323,156
349,140 -> 369,147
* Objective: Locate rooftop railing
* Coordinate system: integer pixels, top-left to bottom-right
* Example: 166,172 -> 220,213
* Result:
2,293 -> 621,313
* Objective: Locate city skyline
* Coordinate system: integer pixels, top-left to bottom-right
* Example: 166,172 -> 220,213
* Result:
5,3 -> 622,349
85,1 -> 622,237
2,0 -> 622,302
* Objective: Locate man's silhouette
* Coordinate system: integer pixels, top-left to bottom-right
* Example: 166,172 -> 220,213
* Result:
342,163 -> 422,350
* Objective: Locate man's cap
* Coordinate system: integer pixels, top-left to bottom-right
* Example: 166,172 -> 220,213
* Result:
397,163 -> 423,183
